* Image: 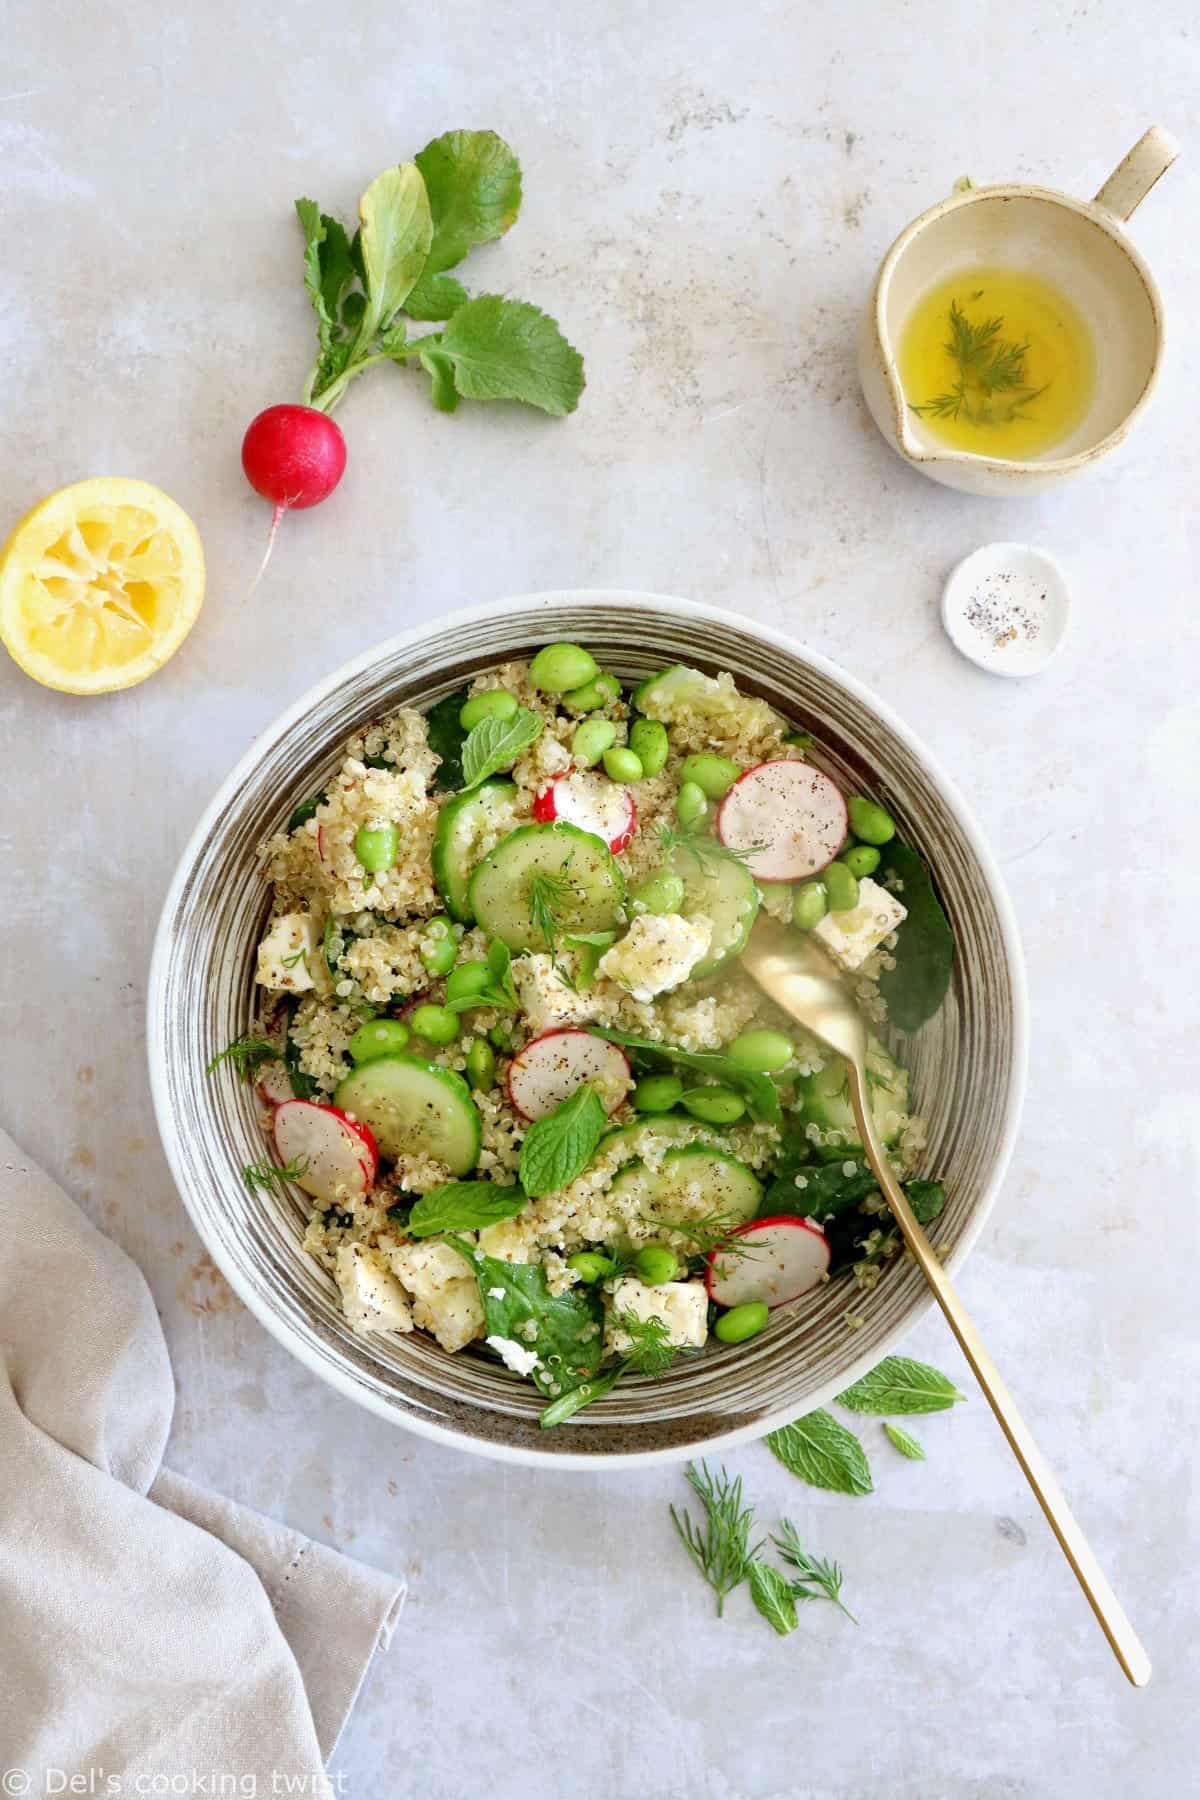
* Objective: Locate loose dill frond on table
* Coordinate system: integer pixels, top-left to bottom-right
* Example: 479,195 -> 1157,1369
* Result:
670,1460 -> 763,1616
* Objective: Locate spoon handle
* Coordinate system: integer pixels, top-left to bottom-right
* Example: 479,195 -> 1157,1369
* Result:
846,1065 -> 1151,1688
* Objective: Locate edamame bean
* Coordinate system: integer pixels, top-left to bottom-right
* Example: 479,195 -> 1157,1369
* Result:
679,753 -> 739,799
409,1003 -> 458,1045
571,718 -> 618,767
631,870 -> 687,916
843,844 -> 881,878
728,1028 -> 794,1073
681,1086 -> 746,1125
633,1073 -> 685,1114
602,746 -> 643,783
567,1250 -> 616,1284
628,718 -> 669,777
446,960 -> 491,1006
420,934 -> 457,977
563,673 -> 621,712
529,642 -> 598,694
846,795 -> 897,846
793,879 -> 828,930
488,1025 -> 513,1052
348,1018 -> 410,1063
675,781 -> 708,829
465,1039 -> 496,1090
459,688 -> 519,730
714,1301 -> 769,1344
353,823 -> 398,873
823,860 -> 860,913
634,1245 -> 680,1285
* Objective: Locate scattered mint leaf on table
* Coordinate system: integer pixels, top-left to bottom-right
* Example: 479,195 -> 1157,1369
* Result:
766,1409 -> 874,1496
406,1181 -> 527,1237
884,1422 -> 926,1460
519,1083 -> 607,1197
460,706 -> 544,790
748,1562 -> 799,1637
835,1355 -> 966,1416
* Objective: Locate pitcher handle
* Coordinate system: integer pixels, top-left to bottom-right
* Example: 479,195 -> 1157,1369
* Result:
1093,127 -> 1180,221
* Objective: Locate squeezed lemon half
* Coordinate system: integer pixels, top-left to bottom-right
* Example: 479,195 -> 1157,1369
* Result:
0,477 -> 204,693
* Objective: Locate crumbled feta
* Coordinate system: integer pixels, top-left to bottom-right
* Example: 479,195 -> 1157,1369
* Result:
487,1286 -> 507,1301
335,1244 -> 414,1337
385,1240 -> 484,1352
255,911 -> 328,994
604,1277 -> 709,1355
598,913 -> 712,1002
811,878 -> 907,972
512,952 -> 603,1033
486,1334 -> 542,1376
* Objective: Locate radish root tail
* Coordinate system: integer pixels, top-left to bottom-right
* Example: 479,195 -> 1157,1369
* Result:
248,501 -> 288,598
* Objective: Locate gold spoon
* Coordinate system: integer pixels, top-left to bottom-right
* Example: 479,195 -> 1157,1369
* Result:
742,916 -> 1151,1687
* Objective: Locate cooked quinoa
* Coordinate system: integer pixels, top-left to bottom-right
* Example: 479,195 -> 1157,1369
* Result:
226,649 -> 950,1424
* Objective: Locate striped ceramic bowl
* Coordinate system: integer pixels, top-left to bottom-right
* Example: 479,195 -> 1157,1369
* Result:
148,591 -> 1026,1467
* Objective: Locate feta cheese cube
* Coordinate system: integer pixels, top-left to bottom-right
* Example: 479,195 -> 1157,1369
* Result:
598,913 -> 712,1002
811,877 -> 907,972
605,1277 -> 709,1355
255,911 -> 328,994
512,952 -> 603,1034
386,1240 -> 484,1353
335,1243 -> 414,1337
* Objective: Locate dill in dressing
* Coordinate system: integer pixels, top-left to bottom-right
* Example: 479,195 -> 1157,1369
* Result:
899,267 -> 1095,457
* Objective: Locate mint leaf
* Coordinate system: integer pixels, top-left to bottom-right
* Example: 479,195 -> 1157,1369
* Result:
435,296 -> 585,416
876,843 -> 955,1032
766,1410 -> 874,1496
356,163 -> 433,344
595,1028 -> 782,1126
447,1238 -> 604,1399
445,936 -> 520,1014
460,705 -> 543,790
414,129 -> 522,273
519,1083 -> 606,1197
406,1181 -> 527,1237
748,1562 -> 799,1637
836,1356 -> 965,1416
404,269 -> 470,322
884,1422 -> 926,1460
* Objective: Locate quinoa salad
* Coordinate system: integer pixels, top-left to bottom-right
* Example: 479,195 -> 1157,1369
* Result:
212,644 -> 954,1427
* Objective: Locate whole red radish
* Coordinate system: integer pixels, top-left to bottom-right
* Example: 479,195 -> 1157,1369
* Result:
242,404 -> 347,584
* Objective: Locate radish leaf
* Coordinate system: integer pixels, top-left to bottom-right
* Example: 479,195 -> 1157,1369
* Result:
432,296 -> 585,416
766,1409 -> 874,1495
356,163 -> 433,345
414,129 -> 522,272
836,1355 -> 965,1415
405,270 -> 470,323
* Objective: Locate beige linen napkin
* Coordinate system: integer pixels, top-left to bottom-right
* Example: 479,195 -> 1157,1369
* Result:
0,1126 -> 405,1791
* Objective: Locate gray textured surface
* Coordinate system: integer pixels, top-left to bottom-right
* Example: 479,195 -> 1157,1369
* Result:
2,2 -> 1197,1795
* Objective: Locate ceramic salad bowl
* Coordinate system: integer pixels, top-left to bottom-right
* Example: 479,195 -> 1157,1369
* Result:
148,591 -> 1027,1467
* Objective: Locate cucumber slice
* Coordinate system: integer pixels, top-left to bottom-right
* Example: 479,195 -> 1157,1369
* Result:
432,779 -> 517,922
632,664 -> 723,718
670,842 -> 759,977
800,1036 -> 909,1151
660,1145 -> 762,1223
468,822 -> 626,952
599,1116 -> 724,1162
334,1055 -> 481,1175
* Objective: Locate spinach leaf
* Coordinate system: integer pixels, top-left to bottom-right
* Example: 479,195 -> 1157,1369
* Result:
836,1355 -> 965,1416
905,1179 -> 946,1226
760,1161 -> 882,1223
282,995 -> 318,1099
406,1181 -> 527,1238
519,1083 -> 607,1197
287,790 -> 326,834
424,687 -> 470,791
595,1029 -> 783,1126
447,1238 -> 604,1399
766,1409 -> 873,1496
876,843 -> 954,1032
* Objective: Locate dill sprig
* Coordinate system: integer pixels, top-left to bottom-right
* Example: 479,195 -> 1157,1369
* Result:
611,1309 -> 680,1376
644,1208 -> 757,1264
913,297 -> 1047,426
242,1155 -> 310,1195
206,1035 -> 279,1081
656,822 -> 763,870
771,1519 -> 857,1622
527,861 -> 582,989
670,1461 -> 764,1616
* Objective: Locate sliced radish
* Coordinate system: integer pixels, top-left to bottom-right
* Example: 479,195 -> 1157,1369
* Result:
506,1027 -> 632,1120
316,825 -> 327,862
256,1061 -> 294,1107
533,769 -> 637,854
716,760 -> 847,882
273,1100 -> 378,1205
706,1215 -> 830,1308
396,988 -> 432,1022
